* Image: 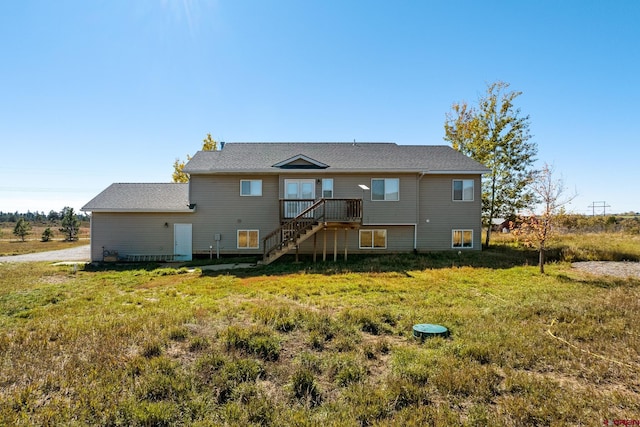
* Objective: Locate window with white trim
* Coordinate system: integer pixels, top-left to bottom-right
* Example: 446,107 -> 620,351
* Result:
359,229 -> 387,249
452,229 -> 473,248
371,178 -> 399,201
322,178 -> 334,198
453,179 -> 474,201
240,180 -> 262,196
237,230 -> 259,249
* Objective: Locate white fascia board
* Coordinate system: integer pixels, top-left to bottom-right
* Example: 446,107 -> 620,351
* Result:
83,208 -> 195,213
425,170 -> 490,175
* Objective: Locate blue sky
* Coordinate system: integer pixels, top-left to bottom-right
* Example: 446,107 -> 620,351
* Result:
1,0 -> 638,215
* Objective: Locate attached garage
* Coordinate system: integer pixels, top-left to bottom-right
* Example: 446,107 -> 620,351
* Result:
81,183 -> 195,262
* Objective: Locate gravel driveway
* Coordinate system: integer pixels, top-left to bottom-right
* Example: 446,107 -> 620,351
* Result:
0,245 -> 90,263
572,261 -> 640,279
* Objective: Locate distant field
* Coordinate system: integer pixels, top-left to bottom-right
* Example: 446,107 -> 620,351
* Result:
0,221 -> 90,256
0,234 -> 638,425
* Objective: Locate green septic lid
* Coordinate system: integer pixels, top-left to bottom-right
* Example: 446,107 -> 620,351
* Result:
413,324 -> 449,339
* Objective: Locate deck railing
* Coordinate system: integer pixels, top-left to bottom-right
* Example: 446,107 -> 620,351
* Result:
279,199 -> 362,221
264,198 -> 362,259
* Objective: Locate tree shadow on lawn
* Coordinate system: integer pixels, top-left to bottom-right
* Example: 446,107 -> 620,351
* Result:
555,271 -> 640,289
83,247 -> 535,276
200,245 -> 543,278
83,246 -> 640,288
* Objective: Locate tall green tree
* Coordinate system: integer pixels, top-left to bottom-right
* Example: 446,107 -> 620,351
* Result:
13,218 -> 31,241
444,81 -> 537,247
172,133 -> 218,183
59,207 -> 80,241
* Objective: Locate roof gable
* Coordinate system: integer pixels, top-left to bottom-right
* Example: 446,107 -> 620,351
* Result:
272,154 -> 329,169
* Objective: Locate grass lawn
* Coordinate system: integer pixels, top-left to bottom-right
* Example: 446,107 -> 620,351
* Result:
0,235 -> 639,425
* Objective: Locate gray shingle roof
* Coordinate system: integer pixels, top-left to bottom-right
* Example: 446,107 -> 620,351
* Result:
81,183 -> 192,212
183,142 -> 489,174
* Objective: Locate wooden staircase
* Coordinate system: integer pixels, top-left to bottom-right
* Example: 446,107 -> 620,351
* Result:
261,222 -> 325,265
261,198 -> 362,265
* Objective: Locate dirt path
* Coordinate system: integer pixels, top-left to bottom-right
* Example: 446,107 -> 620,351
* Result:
0,245 -> 90,263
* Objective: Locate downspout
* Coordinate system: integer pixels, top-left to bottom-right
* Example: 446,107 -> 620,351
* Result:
89,212 -> 94,262
415,171 -> 427,251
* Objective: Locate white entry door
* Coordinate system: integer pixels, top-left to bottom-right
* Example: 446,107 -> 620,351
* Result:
174,223 -> 192,261
284,179 -> 315,218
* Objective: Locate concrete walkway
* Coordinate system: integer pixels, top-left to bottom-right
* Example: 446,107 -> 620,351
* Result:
198,263 -> 258,271
0,246 -> 258,274
0,245 -> 91,263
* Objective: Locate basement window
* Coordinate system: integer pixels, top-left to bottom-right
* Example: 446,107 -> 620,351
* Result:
452,229 -> 473,248
237,230 -> 259,249
359,229 -> 387,249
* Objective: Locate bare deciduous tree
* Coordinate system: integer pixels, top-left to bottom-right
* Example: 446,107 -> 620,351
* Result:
513,163 -> 576,273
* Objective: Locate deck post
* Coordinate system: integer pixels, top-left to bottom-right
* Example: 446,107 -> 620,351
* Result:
344,228 -> 348,261
313,233 -> 317,263
323,228 -> 327,261
333,229 -> 338,262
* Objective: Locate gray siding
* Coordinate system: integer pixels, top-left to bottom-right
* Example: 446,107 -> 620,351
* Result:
295,225 -> 415,255
189,174 -> 280,255
277,173 -> 419,224
188,172 -> 482,255
417,175 -> 483,250
89,212 -> 194,261
88,173 -> 483,261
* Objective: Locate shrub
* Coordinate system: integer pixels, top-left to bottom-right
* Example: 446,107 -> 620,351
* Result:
295,351 -> 323,374
123,401 -> 180,427
343,384 -> 390,425
41,227 -> 54,242
385,376 -> 430,410
193,352 -> 227,388
391,347 -> 432,385
327,354 -> 367,387
167,326 -> 189,342
141,340 -> 163,358
223,325 -> 281,361
188,336 -> 210,352
290,368 -> 322,406
213,358 -> 265,404
252,304 -> 300,332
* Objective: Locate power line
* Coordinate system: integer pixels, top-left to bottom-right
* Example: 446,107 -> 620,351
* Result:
588,201 -> 611,216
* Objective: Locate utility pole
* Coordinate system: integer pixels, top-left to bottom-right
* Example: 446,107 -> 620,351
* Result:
588,201 -> 611,216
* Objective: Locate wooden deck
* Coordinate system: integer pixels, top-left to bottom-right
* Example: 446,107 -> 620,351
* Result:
262,198 -> 362,264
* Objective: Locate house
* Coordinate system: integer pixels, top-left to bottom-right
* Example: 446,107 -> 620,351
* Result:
81,142 -> 489,263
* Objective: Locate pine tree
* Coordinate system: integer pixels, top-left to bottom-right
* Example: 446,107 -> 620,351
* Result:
13,218 -> 31,241
41,227 -> 54,242
59,207 -> 80,241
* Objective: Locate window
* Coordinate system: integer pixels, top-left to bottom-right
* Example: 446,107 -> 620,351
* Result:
237,230 -> 259,249
240,180 -> 262,196
452,230 -> 473,248
359,229 -> 387,249
453,179 -> 474,201
322,179 -> 334,198
371,178 -> 399,201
